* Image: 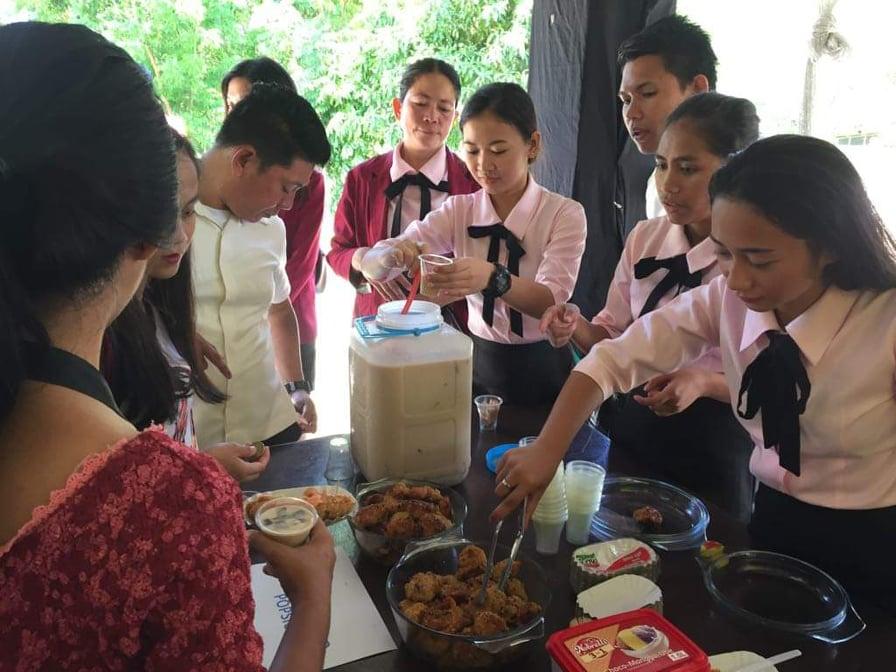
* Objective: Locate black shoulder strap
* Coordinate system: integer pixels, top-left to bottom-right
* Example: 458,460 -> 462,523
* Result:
24,343 -> 124,417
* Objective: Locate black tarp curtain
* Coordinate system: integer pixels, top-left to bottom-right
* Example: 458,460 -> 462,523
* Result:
528,0 -> 676,319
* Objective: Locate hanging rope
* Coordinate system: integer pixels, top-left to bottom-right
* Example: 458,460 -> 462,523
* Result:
800,0 -> 850,135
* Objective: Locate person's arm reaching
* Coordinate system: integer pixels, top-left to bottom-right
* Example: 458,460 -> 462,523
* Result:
492,277 -> 727,522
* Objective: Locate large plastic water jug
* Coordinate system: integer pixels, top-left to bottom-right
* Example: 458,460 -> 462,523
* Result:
349,300 -> 472,485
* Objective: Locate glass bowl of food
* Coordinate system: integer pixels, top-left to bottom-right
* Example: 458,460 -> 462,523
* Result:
348,478 -> 467,566
590,476 -> 709,551
386,537 -> 551,670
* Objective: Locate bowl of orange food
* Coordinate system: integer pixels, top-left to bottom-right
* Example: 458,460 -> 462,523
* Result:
348,479 -> 467,566
386,538 -> 550,670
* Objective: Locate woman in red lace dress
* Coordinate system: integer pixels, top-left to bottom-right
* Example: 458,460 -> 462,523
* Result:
0,23 -> 334,671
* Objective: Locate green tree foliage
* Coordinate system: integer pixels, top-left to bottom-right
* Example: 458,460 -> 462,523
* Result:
14,0 -> 531,194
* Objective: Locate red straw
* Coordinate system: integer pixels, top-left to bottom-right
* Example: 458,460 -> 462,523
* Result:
401,272 -> 422,314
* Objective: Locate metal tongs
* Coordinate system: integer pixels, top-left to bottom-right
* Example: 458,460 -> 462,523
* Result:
476,497 -> 528,605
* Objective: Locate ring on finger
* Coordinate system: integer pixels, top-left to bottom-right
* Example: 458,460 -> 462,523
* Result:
499,477 -> 512,489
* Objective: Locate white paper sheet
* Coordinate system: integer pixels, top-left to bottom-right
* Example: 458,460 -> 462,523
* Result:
251,547 -> 397,668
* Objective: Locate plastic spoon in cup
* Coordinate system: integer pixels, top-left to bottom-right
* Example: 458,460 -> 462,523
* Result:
735,650 -> 801,672
400,271 -> 422,314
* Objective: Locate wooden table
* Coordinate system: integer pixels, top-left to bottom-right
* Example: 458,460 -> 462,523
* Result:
247,404 -> 893,671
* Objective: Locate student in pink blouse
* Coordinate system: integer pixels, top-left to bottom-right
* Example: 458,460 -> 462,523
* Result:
496,135 -> 896,611
327,58 -> 479,320
361,83 -> 587,404
541,93 -> 759,520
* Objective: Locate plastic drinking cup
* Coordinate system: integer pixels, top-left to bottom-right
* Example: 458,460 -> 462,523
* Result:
419,254 -> 453,296
474,395 -> 503,431
533,518 -> 566,555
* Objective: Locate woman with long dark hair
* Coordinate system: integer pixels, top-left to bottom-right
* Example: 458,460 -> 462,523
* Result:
0,23 -> 334,668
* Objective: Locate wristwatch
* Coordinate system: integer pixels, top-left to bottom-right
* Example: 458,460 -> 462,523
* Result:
483,263 -> 512,298
285,379 -> 312,394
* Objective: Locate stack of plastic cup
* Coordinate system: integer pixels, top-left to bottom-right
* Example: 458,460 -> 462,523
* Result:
531,462 -> 568,555
565,460 -> 606,546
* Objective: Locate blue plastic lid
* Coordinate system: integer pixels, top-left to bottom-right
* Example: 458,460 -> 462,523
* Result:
485,443 -> 518,474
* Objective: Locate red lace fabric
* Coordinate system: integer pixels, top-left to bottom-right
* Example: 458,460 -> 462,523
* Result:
0,429 -> 264,670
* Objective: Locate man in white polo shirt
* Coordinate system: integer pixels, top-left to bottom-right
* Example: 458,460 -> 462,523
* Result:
192,83 -> 331,446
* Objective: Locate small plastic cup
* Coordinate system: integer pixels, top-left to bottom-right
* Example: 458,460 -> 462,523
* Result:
474,394 -> 503,431
419,253 -> 453,296
564,461 -> 606,545
255,496 -> 319,546
518,436 -> 538,447
325,436 -> 354,485
533,517 -> 566,555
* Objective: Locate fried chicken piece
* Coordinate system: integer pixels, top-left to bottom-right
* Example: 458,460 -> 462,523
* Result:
459,600 -> 479,629
354,502 -> 390,530
400,599 -> 427,623
472,610 -> 507,637
420,596 -> 464,633
437,495 -> 452,519
403,499 -> 440,516
439,574 -> 470,603
518,600 -> 542,623
405,572 -> 440,602
389,482 -> 413,499
385,511 -> 419,539
490,558 -> 522,581
418,512 -> 452,538
405,485 -> 443,503
633,505 -> 663,531
499,594 -> 524,625
457,545 -> 487,580
505,577 -> 528,601
306,490 -> 355,521
483,585 -> 508,615
363,492 -> 385,506
381,494 -> 403,515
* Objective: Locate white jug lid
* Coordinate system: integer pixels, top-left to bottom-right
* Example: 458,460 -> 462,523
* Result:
376,300 -> 442,331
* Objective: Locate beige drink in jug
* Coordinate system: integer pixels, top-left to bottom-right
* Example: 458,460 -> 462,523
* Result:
350,302 -> 473,486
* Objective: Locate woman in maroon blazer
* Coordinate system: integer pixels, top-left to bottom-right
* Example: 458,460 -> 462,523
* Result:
327,58 -> 480,319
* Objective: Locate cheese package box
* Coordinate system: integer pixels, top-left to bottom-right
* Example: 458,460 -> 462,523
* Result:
571,538 -> 660,593
575,574 -> 663,622
547,609 -> 710,672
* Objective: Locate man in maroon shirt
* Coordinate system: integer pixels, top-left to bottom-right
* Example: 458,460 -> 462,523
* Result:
221,56 -> 325,388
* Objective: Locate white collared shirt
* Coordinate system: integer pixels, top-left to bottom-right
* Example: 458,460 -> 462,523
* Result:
576,276 -> 896,509
645,169 -> 665,219
398,176 -> 587,344
191,202 -> 297,445
593,215 -> 722,372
